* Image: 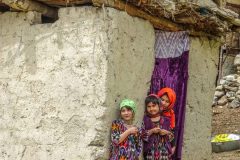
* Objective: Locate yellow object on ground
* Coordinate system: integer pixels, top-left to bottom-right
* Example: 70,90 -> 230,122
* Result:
211,134 -> 240,142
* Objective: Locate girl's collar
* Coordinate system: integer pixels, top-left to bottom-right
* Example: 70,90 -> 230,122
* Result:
120,118 -> 133,125
146,113 -> 160,118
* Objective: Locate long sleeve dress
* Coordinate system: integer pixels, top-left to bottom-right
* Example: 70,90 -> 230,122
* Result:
109,119 -> 142,160
142,115 -> 173,160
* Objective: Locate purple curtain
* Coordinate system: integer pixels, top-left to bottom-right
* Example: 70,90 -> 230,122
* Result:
150,31 -> 189,159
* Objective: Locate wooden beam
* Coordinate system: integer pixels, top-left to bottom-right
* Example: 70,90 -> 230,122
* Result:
232,27 -> 240,33
213,0 -> 226,8
1,0 -> 57,18
189,30 -> 221,39
92,0 -> 183,31
92,0 -> 224,38
231,18 -> 240,26
175,16 -> 198,24
36,0 -> 92,7
226,0 -> 240,6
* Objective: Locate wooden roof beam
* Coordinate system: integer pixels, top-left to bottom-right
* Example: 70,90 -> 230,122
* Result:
92,0 -> 183,31
1,0 -> 57,18
226,0 -> 240,6
213,0 -> 226,8
92,0 -> 220,38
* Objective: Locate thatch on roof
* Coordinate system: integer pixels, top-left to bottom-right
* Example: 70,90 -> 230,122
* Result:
119,0 -> 240,35
36,0 -> 92,7
0,0 -> 57,18
0,0 -> 239,38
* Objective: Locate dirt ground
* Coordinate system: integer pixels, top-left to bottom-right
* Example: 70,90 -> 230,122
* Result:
212,105 -> 240,160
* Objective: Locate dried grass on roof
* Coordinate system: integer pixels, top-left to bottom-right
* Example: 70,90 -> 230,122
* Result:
0,0 -> 239,37
124,0 -> 240,36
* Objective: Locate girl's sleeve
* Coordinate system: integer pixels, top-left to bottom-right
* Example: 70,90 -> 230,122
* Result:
170,128 -> 176,146
141,122 -> 149,142
111,120 -> 121,146
135,127 -> 143,156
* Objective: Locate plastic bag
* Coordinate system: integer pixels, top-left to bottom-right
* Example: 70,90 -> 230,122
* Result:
211,134 -> 240,142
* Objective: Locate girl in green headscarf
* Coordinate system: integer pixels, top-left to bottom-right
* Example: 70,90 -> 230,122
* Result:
109,99 -> 142,160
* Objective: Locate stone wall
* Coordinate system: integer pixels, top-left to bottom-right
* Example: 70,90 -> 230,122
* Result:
182,37 -> 220,160
0,7 -> 155,160
213,55 -> 240,109
222,32 -> 240,76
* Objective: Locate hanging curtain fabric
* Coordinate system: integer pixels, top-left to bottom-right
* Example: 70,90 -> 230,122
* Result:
150,30 -> 189,160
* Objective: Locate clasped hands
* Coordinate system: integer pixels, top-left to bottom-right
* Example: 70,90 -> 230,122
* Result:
125,126 -> 173,137
127,126 -> 139,134
148,127 -> 172,136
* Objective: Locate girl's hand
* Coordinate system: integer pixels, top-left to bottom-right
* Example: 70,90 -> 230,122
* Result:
127,127 -> 138,134
159,129 -> 171,135
147,127 -> 161,135
119,127 -> 138,144
170,146 -> 176,157
172,146 -> 176,154
169,132 -> 174,140
153,127 -> 161,133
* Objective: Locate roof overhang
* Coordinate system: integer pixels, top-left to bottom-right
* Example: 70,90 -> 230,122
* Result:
0,0 -> 239,37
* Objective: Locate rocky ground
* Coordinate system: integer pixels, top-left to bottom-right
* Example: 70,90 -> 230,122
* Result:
212,150 -> 240,160
212,105 -> 240,160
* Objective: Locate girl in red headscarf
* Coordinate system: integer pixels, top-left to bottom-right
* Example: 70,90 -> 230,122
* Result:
157,88 -> 177,155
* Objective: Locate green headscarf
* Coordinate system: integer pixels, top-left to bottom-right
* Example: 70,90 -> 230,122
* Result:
120,99 -> 136,113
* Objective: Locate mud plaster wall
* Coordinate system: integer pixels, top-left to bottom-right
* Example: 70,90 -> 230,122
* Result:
0,7 -> 155,160
182,37 -> 220,160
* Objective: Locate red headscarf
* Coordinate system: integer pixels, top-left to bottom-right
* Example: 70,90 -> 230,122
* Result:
157,88 -> 176,129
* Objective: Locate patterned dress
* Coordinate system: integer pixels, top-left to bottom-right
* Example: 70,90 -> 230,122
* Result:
142,115 -> 173,160
109,119 -> 142,160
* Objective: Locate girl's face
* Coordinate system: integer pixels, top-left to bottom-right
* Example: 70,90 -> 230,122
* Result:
146,102 -> 160,116
120,107 -> 134,121
160,94 -> 170,110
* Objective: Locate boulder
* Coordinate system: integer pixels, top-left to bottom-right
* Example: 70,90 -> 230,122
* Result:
216,85 -> 223,91
223,85 -> 238,92
214,91 -> 225,98
237,77 -> 240,84
227,97 -> 235,102
228,82 -> 240,87
236,90 -> 240,95
212,96 -> 219,107
234,54 -> 240,66
220,79 -> 227,85
217,96 -> 228,106
223,75 -> 237,81
237,66 -> 240,71
236,95 -> 240,99
228,99 -> 240,108
226,91 -> 236,98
